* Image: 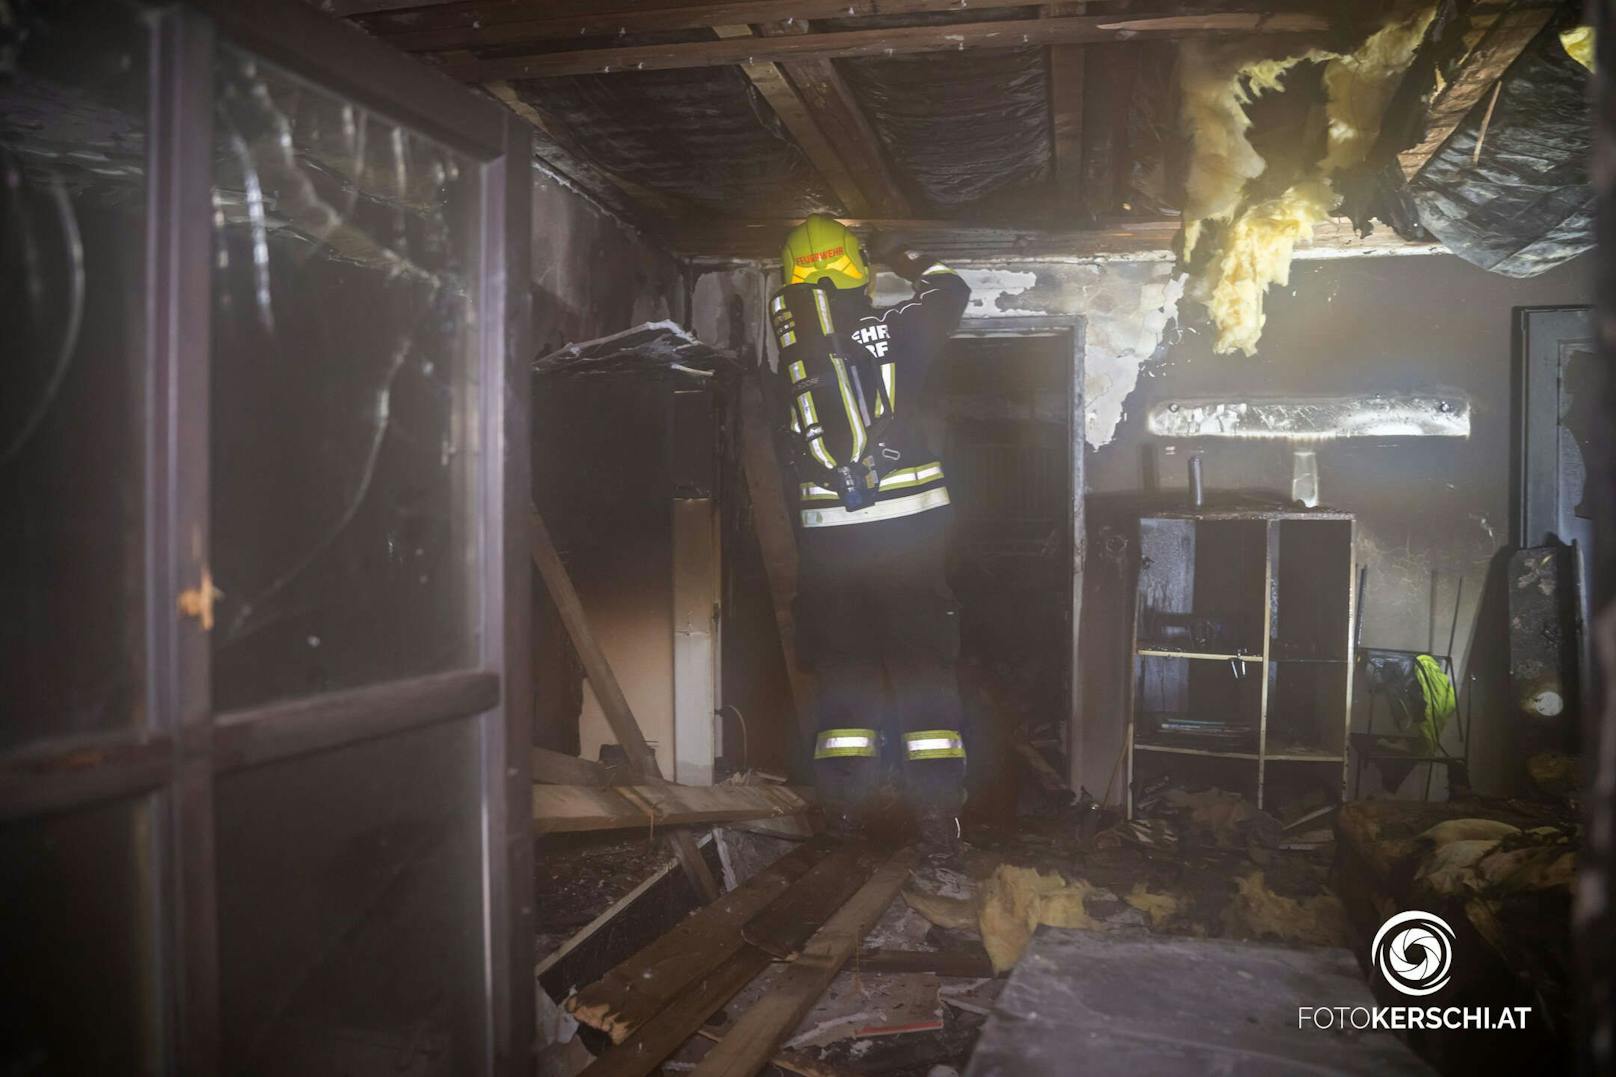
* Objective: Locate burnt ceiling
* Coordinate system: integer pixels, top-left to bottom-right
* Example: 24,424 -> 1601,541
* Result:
317,0 -> 1574,261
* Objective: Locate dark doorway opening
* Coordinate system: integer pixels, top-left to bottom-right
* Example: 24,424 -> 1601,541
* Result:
925,333 -> 1077,826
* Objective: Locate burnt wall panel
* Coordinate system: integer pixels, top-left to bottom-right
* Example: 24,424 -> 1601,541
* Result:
529,170 -> 688,764
530,169 -> 685,356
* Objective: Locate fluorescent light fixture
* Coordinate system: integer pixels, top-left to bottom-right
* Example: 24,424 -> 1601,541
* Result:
1147,395 -> 1470,440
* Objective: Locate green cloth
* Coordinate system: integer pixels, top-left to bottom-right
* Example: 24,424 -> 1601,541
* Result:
1411,654 -> 1456,754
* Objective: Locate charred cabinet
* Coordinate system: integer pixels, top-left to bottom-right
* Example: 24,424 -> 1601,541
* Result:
0,2 -> 532,1073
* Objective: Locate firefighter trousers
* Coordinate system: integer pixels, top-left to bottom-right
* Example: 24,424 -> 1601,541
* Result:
795,506 -> 965,819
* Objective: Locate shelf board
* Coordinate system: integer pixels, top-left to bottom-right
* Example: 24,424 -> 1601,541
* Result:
1136,649 -> 1262,662
1264,748 -> 1347,762
1268,656 -> 1349,664
1133,742 -> 1259,760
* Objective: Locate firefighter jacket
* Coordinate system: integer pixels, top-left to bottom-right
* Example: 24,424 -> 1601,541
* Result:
771,263 -> 971,528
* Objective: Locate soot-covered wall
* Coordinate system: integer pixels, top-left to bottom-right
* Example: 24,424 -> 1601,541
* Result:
1082,254 -> 1591,801
530,169 -> 687,773
694,252 -> 1590,797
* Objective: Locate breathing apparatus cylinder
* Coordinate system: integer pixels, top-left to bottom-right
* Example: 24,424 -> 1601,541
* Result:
769,278 -> 892,512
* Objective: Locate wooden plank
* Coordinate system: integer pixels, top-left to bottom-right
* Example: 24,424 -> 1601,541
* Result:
529,504 -> 720,901
756,18 -> 912,219
533,783 -> 812,834
582,946 -> 774,1077
569,837 -> 833,1041
691,846 -> 920,1076
1396,4 -> 1553,179
531,505 -> 660,774
712,25 -> 878,217
437,12 -> 1334,81
741,842 -> 884,958
582,843 -> 906,1077
668,214 -> 1442,260
737,375 -> 818,738
532,746 -> 612,786
357,0 -> 1172,50
711,215 -> 1444,259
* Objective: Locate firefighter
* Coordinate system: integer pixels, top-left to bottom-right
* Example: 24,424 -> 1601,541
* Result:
769,214 -> 972,856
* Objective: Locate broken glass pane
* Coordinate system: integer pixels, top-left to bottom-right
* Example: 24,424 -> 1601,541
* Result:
209,44 -> 483,712
0,0 -> 149,749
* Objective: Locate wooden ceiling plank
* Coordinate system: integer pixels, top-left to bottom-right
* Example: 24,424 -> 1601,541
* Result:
1396,4 -> 1553,179
667,215 -> 1440,260
358,0 -> 1111,51
435,11 -> 1334,81
314,0 -> 460,16
713,24 -> 877,217
757,18 -> 914,219
780,57 -> 913,217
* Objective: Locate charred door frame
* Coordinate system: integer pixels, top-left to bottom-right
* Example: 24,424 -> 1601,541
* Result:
953,316 -> 1087,793
0,3 -> 532,1072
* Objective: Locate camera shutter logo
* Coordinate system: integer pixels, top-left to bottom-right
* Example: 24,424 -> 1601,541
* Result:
1372,911 -> 1455,996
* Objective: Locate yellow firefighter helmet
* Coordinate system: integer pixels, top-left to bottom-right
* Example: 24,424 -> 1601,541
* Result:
780,214 -> 870,293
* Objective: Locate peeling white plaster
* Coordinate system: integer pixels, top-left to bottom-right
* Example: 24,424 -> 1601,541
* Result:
879,262 -> 1186,446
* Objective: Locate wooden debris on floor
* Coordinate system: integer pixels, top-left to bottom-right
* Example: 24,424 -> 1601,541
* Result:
1334,797 -> 1579,1072
691,847 -> 919,1075
568,838 -> 833,1043
533,781 -> 812,835
575,843 -> 901,1077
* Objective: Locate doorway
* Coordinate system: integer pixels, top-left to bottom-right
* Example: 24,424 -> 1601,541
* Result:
927,322 -> 1083,824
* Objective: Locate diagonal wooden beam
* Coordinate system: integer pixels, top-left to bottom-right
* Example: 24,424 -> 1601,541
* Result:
435,12 -> 1334,81
711,25 -> 879,217
1396,4 -> 1553,179
529,505 -> 721,902
716,21 -> 912,218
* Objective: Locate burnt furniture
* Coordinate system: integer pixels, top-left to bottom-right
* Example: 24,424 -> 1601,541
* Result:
1127,508 -> 1355,816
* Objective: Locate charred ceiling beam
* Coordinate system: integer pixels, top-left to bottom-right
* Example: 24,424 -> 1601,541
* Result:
1396,3 -> 1555,179
667,215 -> 1436,260
433,12 -> 1334,81
353,0 -> 1090,52
712,24 -> 910,217
725,19 -> 913,218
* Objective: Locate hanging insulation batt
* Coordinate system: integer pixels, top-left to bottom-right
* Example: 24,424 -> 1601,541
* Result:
1179,5 -> 1436,356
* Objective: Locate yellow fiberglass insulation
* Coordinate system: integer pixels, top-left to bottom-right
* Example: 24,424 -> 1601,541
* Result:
1180,5 -> 1436,355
